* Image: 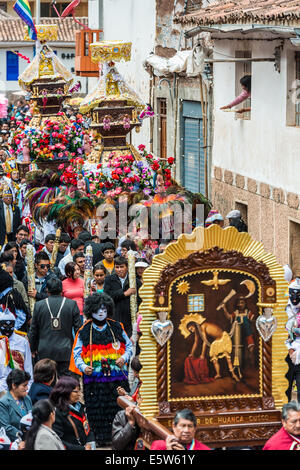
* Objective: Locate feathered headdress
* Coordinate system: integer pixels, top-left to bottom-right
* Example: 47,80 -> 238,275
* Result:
34,192 -> 97,231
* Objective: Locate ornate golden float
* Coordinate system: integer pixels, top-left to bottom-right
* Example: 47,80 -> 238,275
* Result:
19,24 -> 73,127
134,224 -> 288,448
79,41 -> 144,164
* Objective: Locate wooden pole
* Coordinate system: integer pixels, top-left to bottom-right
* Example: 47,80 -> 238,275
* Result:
117,396 -> 173,441
26,244 -> 36,315
50,227 -> 61,270
127,249 -> 137,388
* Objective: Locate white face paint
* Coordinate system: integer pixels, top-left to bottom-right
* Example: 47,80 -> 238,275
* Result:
92,305 -> 108,322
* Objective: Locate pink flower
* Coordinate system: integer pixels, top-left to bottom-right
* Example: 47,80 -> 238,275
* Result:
58,164 -> 65,170
115,167 -> 123,175
58,152 -> 64,158
123,166 -> 130,173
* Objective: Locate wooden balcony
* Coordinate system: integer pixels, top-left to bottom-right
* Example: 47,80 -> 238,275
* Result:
75,29 -> 103,77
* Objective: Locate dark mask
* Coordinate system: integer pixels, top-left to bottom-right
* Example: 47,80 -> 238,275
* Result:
289,288 -> 300,307
0,320 -> 15,337
92,317 -> 107,327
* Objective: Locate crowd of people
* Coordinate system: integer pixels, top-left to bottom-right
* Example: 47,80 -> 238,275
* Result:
0,220 -> 148,449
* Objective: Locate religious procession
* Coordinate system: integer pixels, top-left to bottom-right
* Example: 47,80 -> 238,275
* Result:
0,0 -> 300,457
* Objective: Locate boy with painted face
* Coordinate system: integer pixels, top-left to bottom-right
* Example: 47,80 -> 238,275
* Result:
0,308 -> 33,396
70,292 -> 132,446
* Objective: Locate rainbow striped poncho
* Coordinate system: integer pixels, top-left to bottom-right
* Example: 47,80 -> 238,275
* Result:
72,319 -> 128,384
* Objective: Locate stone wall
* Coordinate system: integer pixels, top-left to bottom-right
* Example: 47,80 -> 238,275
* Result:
212,166 -> 300,270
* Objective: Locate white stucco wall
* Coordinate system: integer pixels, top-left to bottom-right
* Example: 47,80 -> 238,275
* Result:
0,44 -> 87,94
212,38 -> 300,195
88,0 -> 156,149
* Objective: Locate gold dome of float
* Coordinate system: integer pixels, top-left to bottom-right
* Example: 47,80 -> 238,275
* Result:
90,41 -> 132,64
24,24 -> 58,43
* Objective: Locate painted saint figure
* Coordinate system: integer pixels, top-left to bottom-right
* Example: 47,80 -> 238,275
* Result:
180,314 -> 239,383
220,296 -> 255,378
183,322 -> 214,384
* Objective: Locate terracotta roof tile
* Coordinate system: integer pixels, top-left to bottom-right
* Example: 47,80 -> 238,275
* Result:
174,0 -> 300,25
0,17 -> 88,42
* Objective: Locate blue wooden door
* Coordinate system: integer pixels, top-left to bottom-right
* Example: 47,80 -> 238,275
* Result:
181,100 -> 206,194
6,51 -> 19,81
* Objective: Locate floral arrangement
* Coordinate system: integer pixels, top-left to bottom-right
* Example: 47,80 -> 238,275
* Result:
84,146 -> 175,198
10,114 -> 87,162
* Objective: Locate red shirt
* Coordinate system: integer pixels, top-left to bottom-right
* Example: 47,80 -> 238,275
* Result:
263,427 -> 300,450
150,439 -> 211,450
62,277 -> 84,315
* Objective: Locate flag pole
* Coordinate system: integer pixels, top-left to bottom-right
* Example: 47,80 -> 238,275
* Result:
36,0 -> 40,23
35,0 -> 41,54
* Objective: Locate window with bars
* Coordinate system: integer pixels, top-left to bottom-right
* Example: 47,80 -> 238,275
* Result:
185,0 -> 203,13
295,52 -> 300,126
158,98 -> 167,159
290,220 -> 300,276
188,294 -> 205,312
235,50 -> 251,120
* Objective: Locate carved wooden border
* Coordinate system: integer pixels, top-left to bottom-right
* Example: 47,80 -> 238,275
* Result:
154,247 -> 276,308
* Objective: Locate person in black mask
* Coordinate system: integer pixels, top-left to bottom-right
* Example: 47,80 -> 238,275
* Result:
70,292 -> 132,446
0,268 -> 30,332
0,305 -> 33,396
285,279 -> 300,402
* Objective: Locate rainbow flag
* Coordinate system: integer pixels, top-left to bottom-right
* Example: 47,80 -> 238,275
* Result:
13,0 -> 37,40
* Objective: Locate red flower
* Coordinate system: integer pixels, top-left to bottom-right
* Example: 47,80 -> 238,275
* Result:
167,157 -> 175,165
138,144 -> 145,151
151,161 -> 160,171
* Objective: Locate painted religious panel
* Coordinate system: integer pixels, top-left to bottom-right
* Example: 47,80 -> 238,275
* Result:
169,270 -> 260,400
138,225 -> 288,447
139,225 -> 288,422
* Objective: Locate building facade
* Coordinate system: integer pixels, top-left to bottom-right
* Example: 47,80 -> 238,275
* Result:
174,0 -> 300,272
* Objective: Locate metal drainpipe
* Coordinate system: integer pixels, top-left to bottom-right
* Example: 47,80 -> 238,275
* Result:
149,69 -> 154,153
207,84 -> 213,201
